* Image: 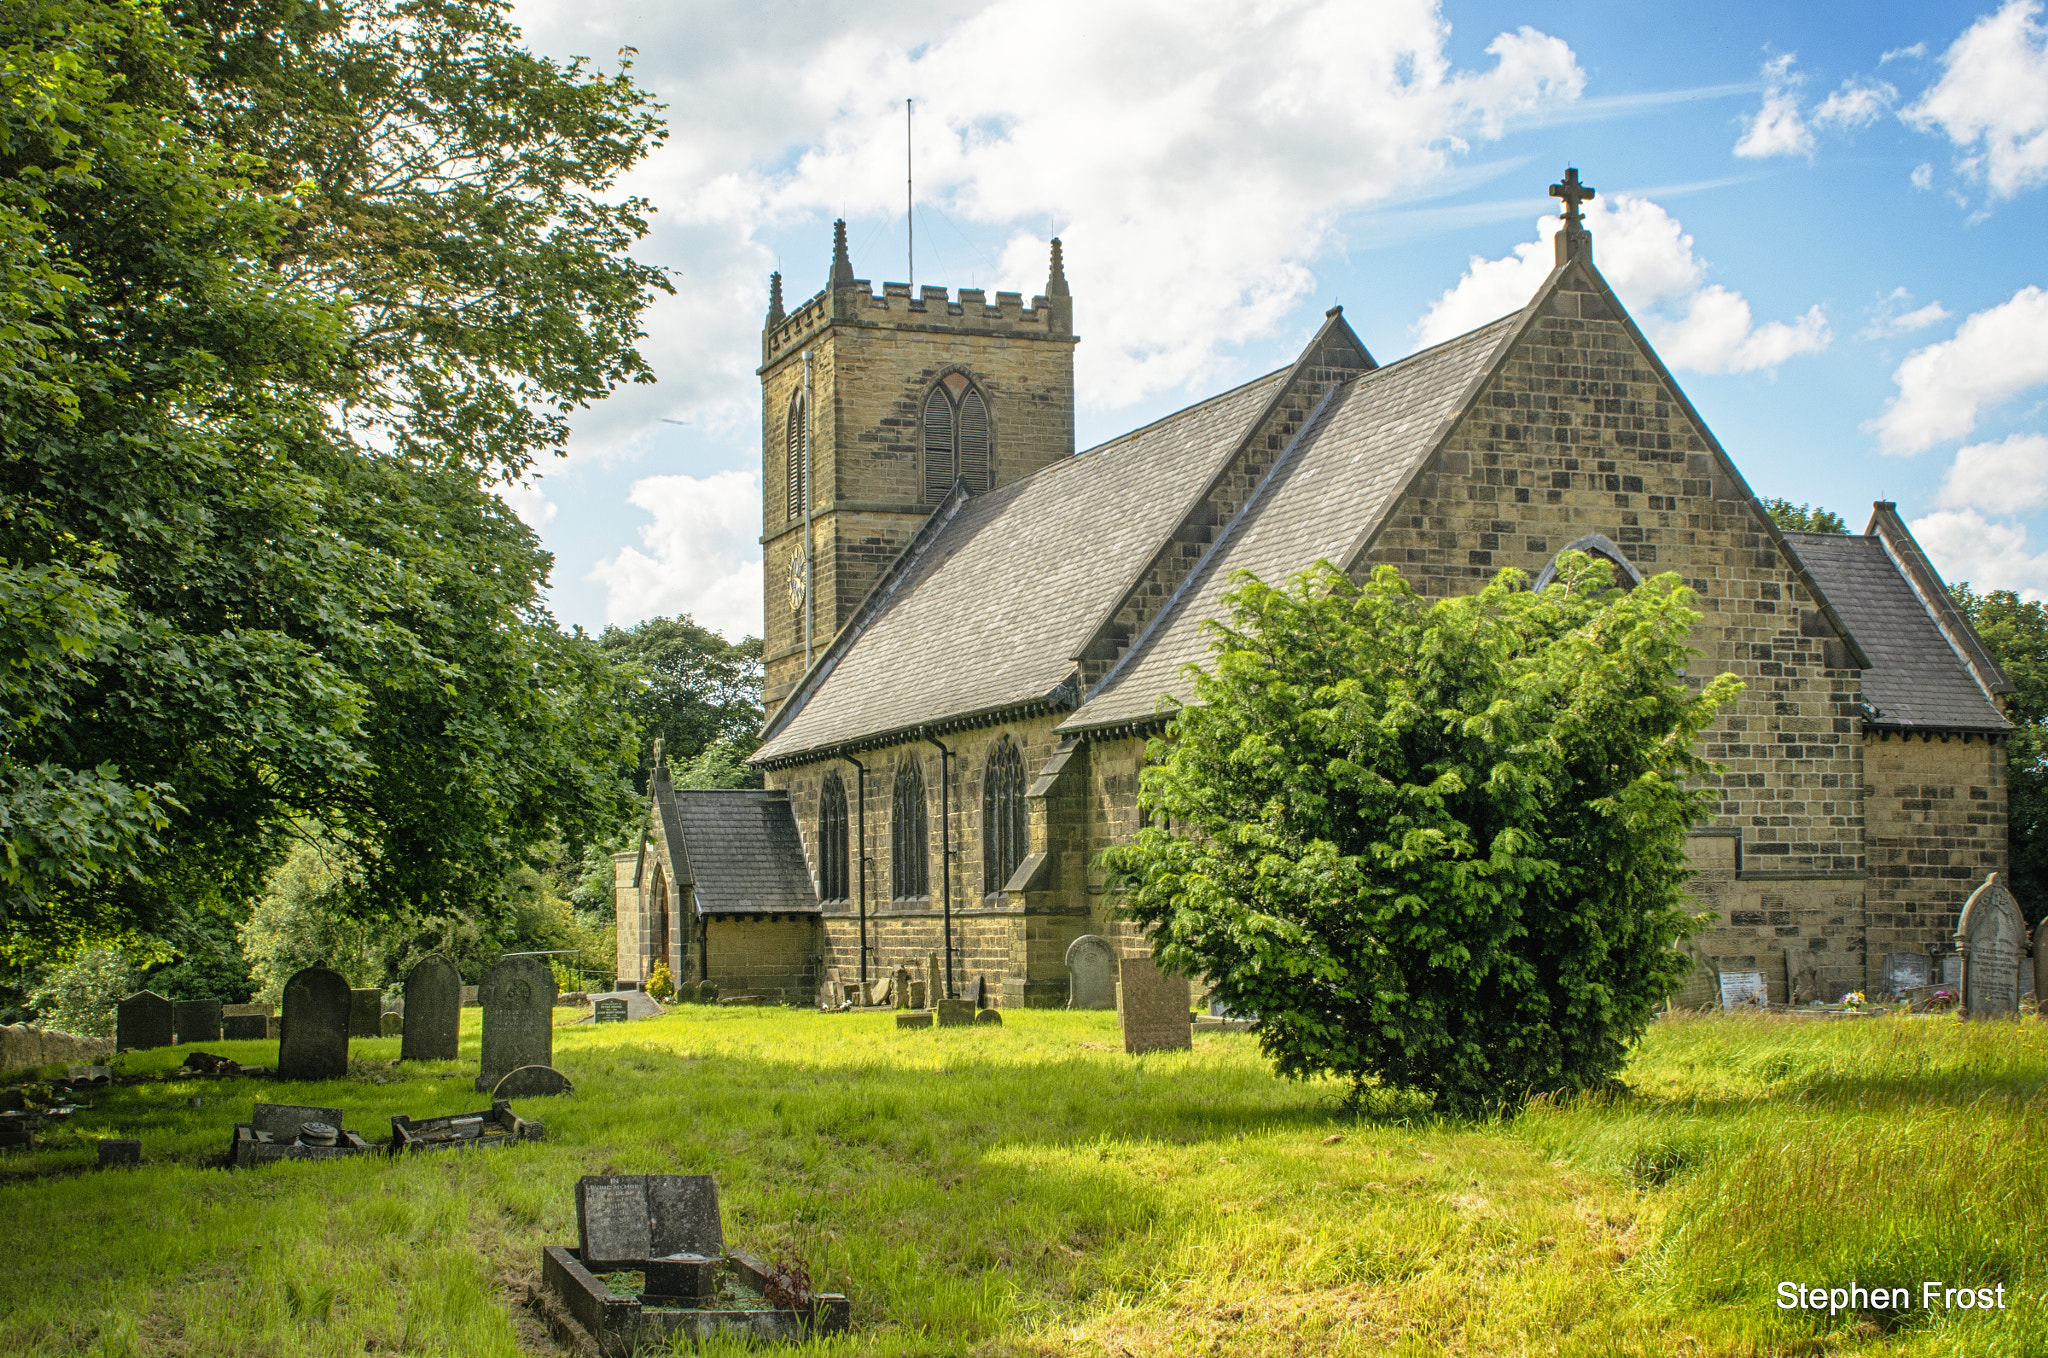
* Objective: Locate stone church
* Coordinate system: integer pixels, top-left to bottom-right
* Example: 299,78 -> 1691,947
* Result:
614,173 -> 2013,1011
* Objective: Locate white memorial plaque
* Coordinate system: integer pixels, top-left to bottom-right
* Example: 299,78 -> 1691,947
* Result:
1718,971 -> 1768,1010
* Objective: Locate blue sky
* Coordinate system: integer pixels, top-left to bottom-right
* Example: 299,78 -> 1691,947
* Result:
504,0 -> 2048,638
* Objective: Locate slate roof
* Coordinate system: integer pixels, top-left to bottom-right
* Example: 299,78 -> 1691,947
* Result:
753,368 -> 1293,762
1060,316 -> 1518,731
662,788 -> 819,914
1782,531 -> 2011,734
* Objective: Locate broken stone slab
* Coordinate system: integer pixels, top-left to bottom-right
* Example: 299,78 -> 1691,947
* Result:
895,1012 -> 932,1030
492,1064 -> 572,1099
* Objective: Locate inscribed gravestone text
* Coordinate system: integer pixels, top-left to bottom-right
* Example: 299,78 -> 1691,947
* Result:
1958,874 -> 2025,1018
1118,954 -> 1192,1055
475,955 -> 556,1092
1065,935 -> 1115,1010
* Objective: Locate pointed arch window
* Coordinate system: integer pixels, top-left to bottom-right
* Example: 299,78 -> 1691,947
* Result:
786,389 -> 809,521
818,772 -> 850,902
891,759 -> 928,899
1532,533 -> 1643,592
983,736 -> 1027,895
922,372 -> 991,502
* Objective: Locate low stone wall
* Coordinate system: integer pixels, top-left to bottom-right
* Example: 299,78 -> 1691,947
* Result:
0,1023 -> 114,1075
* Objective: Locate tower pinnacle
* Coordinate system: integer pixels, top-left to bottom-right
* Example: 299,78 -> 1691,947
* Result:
1047,237 -> 1069,298
829,218 -> 856,291
766,271 -> 785,329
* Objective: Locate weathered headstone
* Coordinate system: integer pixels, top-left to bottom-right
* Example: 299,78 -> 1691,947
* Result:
891,969 -> 911,1009
927,951 -> 942,1002
974,1009 -> 1003,1026
1717,971 -> 1767,1010
115,991 -> 174,1052
1118,954 -> 1192,1055
934,998 -> 976,1027
2036,933 -> 2048,1010
277,966 -> 351,1080
491,1064 -> 572,1098
1784,953 -> 1821,1006
223,1014 -> 269,1041
348,988 -> 384,1039
400,954 -> 462,1063
380,1013 -> 404,1036
1958,874 -> 2026,1018
907,980 -> 927,1009
896,1011 -> 933,1029
173,999 -> 223,1044
1941,955 -> 1963,988
576,1174 -> 723,1269
694,980 -> 718,1004
1065,935 -> 1116,1010
460,985 -> 480,1008
1882,952 -> 1932,996
475,955 -> 556,1092
594,998 -> 629,1024
97,1138 -> 140,1168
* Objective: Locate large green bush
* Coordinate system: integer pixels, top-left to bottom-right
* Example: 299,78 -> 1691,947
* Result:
1101,555 -> 1743,1115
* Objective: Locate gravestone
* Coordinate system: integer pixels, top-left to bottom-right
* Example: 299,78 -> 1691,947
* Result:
1882,952 -> 1932,996
1784,953 -> 1821,1006
892,969 -> 911,1009
475,955 -> 556,1093
974,1009 -> 1002,1026
380,1013 -> 404,1036
97,1138 -> 141,1168
223,1014 -> 268,1041
348,989 -> 384,1039
927,951 -> 943,1002
461,986 -> 480,1008
935,998 -> 976,1027
1065,935 -> 1116,1010
907,980 -> 927,1009
1957,874 -> 2026,1018
491,1064 -> 572,1098
594,998 -> 629,1024
1717,971 -> 1768,1010
1118,954 -> 1192,1055
251,1101 -> 345,1142
277,966 -> 351,1080
959,975 -> 986,1008
1941,955 -> 1963,988
576,1174 -> 724,1270
2037,936 -> 2048,1011
400,954 -> 462,1062
115,991 -> 174,1052
222,1002 -> 273,1018
173,998 -> 222,1044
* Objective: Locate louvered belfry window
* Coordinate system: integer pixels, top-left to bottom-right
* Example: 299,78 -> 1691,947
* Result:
921,372 -> 991,503
786,390 -> 808,520
818,772 -> 850,902
891,759 -> 928,899
982,737 -> 1027,895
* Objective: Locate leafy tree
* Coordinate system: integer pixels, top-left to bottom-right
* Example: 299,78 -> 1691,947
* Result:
141,910 -> 255,1004
599,618 -> 764,788
1101,555 -> 1743,1117
1761,498 -> 1849,534
25,947 -> 134,1036
1949,585 -> 2048,925
0,0 -> 650,962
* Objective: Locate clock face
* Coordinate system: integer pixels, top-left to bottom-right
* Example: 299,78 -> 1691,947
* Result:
786,553 -> 808,612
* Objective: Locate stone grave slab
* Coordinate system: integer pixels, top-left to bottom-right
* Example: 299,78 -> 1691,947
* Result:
934,999 -> 976,1027
891,969 -> 911,1009
277,966 -> 351,1080
461,985 -> 480,1007
173,999 -> 223,1044
222,1014 -> 269,1041
348,989 -> 384,1039
1118,955 -> 1193,1055
896,1012 -> 932,1029
576,1174 -> 724,1270
380,1013 -> 404,1036
1718,971 -> 1768,1010
1784,953 -> 1821,1005
1065,935 -> 1115,1010
492,1064 -> 572,1099
475,955 -> 556,1092
594,998 -> 629,1024
1958,874 -> 2026,1018
251,1102 -> 345,1141
400,954 -> 461,1062
97,1138 -> 140,1168
974,1009 -> 1002,1026
1882,952 -> 1931,996
1942,955 -> 1963,988
115,991 -> 174,1052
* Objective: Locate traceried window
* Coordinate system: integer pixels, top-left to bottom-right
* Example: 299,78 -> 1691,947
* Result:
982,737 -> 1027,895
922,372 -> 991,503
786,389 -> 809,521
818,772 -> 849,902
891,759 -> 928,899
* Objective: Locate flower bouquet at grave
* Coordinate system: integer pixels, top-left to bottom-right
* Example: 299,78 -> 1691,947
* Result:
1930,990 -> 1957,1013
1837,991 -> 1866,1011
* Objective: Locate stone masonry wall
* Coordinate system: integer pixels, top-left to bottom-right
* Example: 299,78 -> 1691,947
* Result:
704,916 -> 821,1004
1865,733 -> 2006,960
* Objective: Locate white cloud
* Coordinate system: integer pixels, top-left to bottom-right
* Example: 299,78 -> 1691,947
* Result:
1411,192 -> 1830,374
512,0 -> 1585,440
1882,42 -> 1928,64
587,469 -> 763,637
500,479 -> 558,529
1860,288 -> 1952,338
1735,55 -> 1814,159
1911,162 -> 1935,190
1904,0 -> 2048,198
1910,507 -> 2048,598
1813,78 -> 1896,130
1866,286 -> 2048,453
1935,433 -> 2048,511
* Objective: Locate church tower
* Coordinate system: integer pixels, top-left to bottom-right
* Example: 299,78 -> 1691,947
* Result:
758,222 -> 1078,717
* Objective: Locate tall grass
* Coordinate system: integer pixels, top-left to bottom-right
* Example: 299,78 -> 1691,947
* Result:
0,1008 -> 2041,1355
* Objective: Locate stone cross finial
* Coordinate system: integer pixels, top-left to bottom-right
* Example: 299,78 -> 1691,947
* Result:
829,219 -> 855,291
765,271 -> 785,329
1047,237 -> 1069,299
1549,167 -> 1595,226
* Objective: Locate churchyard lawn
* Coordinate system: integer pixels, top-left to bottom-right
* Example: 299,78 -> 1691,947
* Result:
1,1007 -> 2042,1357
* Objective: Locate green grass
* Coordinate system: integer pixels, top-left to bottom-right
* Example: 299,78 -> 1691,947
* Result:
2,1007 -> 2043,1356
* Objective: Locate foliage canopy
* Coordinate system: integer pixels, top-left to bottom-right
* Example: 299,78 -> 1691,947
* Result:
1760,498 -> 1849,535
1950,584 -> 2048,924
1101,556 -> 1743,1116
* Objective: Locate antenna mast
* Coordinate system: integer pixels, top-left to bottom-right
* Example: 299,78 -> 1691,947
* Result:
906,98 -> 914,289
